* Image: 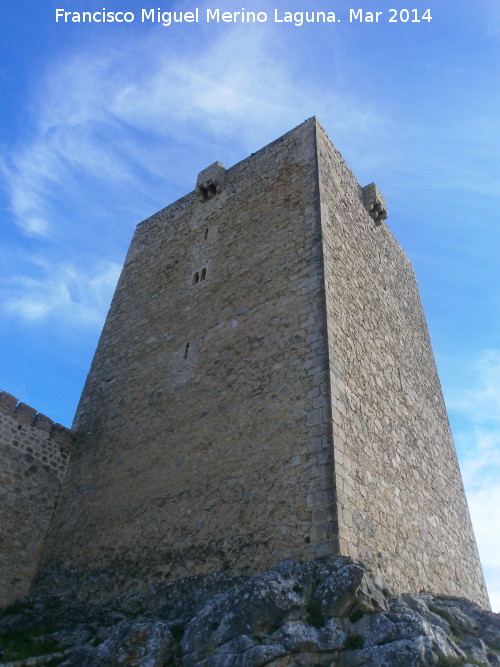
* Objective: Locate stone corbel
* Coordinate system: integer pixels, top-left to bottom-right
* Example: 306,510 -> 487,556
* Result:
362,182 -> 388,225
195,162 -> 226,201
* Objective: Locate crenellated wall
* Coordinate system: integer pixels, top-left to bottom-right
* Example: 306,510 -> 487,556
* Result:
0,391 -> 73,608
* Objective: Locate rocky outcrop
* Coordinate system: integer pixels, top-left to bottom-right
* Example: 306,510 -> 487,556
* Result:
1,557 -> 499,666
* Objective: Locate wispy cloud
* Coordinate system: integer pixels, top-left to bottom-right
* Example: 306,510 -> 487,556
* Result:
0,21 -> 389,329
452,351 -> 500,427
2,24 -> 387,238
449,350 -> 500,610
466,482 -> 500,612
1,259 -> 121,326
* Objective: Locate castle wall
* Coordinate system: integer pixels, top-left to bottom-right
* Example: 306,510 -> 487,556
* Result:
315,123 -> 489,606
36,120 -> 340,602
29,118 -> 488,609
0,392 -> 72,608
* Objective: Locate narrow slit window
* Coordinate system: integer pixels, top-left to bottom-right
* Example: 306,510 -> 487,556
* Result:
200,268 -> 207,281
193,272 -> 200,285
204,228 -> 209,240
184,342 -> 190,359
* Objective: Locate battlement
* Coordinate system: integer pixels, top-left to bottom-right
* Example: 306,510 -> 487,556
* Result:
0,392 -> 73,608
0,391 -> 73,457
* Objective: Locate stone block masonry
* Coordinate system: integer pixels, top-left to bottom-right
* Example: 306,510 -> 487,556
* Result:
0,392 -> 73,608
29,118 -> 489,609
315,123 -> 489,606
36,119 -> 339,604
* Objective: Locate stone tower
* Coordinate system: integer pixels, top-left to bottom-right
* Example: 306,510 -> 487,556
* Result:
36,118 -> 489,607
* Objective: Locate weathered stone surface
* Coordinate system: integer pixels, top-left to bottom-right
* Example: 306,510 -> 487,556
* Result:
271,618 -> 345,653
195,162 -> 226,201
37,119 -> 339,604
349,612 -> 396,646
180,572 -> 303,663
0,119 -> 489,618
312,560 -> 388,618
1,558 -> 498,666
316,123 -> 488,607
361,182 -> 388,223
0,392 -> 73,608
63,618 -> 175,666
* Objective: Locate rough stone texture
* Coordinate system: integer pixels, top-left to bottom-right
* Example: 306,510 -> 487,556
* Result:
0,118 -> 484,611
1,558 -> 499,666
0,392 -> 73,609
316,123 -> 489,606
361,182 -> 387,224
30,118 -> 488,608
195,162 -> 226,201
36,119 -> 338,602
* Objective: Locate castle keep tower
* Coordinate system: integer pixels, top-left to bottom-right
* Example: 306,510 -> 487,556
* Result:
36,119 -> 488,607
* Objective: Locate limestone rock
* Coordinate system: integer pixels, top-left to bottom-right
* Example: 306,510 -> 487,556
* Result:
1,558 -> 499,667
62,618 -> 175,666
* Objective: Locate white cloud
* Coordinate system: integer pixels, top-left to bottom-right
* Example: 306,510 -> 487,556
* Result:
0,18 -> 391,335
482,565 -> 500,615
467,482 -> 500,612
1,24 -> 387,239
1,259 -> 121,327
452,351 -> 500,425
449,350 -> 500,611
466,483 -> 500,565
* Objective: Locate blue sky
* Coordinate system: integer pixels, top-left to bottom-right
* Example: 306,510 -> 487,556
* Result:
1,0 -> 499,609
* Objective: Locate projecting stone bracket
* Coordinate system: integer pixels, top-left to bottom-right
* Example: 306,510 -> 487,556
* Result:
195,162 -> 226,201
362,182 -> 388,225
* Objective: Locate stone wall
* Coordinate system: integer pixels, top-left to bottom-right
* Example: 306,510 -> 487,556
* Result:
315,121 -> 489,607
31,118 -> 488,608
36,119 -> 339,602
0,392 -> 72,608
